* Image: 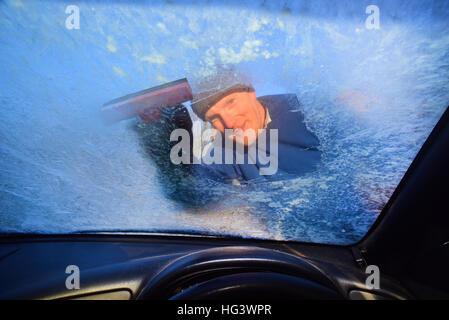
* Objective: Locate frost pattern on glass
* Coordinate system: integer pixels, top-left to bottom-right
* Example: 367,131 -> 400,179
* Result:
1,0 -> 448,244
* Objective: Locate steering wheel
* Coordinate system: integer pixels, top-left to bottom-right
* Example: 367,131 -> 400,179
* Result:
137,246 -> 344,300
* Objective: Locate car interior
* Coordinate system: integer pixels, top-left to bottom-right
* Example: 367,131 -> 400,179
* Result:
0,106 -> 448,300
1,1 -> 448,302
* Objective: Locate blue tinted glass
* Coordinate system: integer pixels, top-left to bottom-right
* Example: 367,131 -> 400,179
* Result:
1,0 -> 448,244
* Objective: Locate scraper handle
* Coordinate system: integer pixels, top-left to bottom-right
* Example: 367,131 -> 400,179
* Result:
101,78 -> 193,123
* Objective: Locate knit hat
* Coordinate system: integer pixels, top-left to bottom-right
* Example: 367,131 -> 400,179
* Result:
191,84 -> 255,120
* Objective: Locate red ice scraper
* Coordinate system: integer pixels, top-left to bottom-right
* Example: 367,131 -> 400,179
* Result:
101,78 -> 193,124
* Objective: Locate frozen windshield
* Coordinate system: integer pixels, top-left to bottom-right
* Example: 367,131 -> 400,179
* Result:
1,0 -> 448,244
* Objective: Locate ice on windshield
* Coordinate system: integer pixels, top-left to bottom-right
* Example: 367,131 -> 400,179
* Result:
1,0 -> 448,244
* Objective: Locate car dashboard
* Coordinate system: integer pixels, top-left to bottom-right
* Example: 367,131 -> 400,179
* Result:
0,234 -> 411,300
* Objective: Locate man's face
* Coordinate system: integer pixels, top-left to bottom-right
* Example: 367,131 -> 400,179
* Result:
205,91 -> 265,146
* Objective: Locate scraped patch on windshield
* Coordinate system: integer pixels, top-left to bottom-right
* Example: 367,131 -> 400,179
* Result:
0,0 -> 448,245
